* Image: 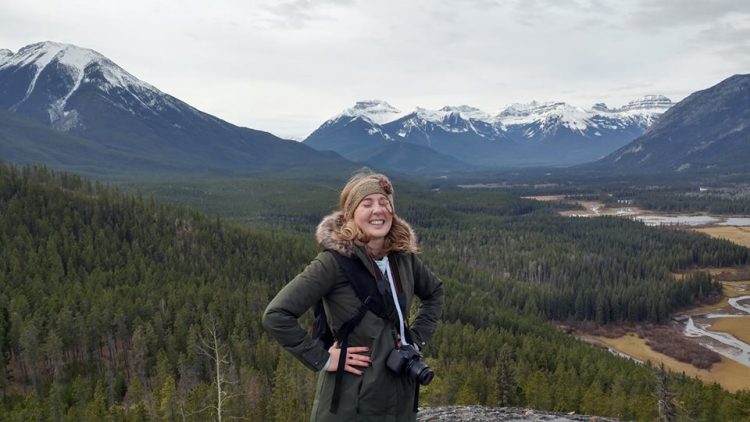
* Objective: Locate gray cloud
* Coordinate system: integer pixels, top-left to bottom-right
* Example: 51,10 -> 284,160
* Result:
696,20 -> 750,67
257,0 -> 356,29
629,0 -> 750,29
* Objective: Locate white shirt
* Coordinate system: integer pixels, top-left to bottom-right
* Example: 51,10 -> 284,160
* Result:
374,256 -> 409,346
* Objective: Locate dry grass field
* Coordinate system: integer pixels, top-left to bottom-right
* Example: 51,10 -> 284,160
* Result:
581,333 -> 750,393
711,317 -> 750,344
694,226 -> 750,248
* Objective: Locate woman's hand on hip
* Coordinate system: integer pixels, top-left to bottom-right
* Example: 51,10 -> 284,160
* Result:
326,342 -> 371,376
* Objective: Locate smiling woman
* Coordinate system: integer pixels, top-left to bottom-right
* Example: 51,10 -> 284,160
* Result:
263,169 -> 445,422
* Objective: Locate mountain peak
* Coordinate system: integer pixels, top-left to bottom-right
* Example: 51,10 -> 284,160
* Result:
3,41 -> 158,94
592,102 -> 610,112
619,95 -> 672,112
339,100 -> 404,125
497,101 -> 589,132
1,41 -> 349,174
351,99 -> 397,110
4,41 -> 104,73
439,105 -> 491,121
1,41 -> 170,128
0,48 -> 12,62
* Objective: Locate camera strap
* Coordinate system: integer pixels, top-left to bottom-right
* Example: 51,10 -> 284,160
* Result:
374,256 -> 409,346
414,383 -> 420,413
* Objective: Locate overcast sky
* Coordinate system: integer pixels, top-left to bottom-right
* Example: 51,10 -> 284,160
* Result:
2,0 -> 749,139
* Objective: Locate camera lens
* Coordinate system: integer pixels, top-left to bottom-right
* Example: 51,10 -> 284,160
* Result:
407,360 -> 434,386
417,367 -> 434,385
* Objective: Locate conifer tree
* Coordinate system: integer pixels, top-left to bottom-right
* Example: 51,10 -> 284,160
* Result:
524,370 -> 552,410
494,344 -> 518,407
269,352 -> 306,422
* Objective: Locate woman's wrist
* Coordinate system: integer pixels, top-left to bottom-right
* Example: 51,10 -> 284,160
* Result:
321,355 -> 332,372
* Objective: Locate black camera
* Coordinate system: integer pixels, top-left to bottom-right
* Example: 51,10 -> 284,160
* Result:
385,345 -> 434,385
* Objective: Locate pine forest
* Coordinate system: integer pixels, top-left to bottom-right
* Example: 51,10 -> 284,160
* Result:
1,164 -> 750,421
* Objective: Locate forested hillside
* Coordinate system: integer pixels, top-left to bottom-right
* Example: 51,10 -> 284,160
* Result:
1,165 -> 749,421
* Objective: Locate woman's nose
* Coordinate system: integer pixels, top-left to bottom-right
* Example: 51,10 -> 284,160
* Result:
372,203 -> 387,213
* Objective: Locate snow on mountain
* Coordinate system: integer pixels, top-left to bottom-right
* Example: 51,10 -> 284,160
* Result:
0,41 -> 198,130
393,108 -> 469,137
439,105 -> 492,121
492,96 -> 674,138
0,49 -> 12,64
306,95 -> 674,169
611,95 -> 673,126
496,101 -> 590,133
384,105 -> 507,141
2,40 -> 354,174
619,95 -> 672,111
335,100 -> 405,125
317,95 -> 673,148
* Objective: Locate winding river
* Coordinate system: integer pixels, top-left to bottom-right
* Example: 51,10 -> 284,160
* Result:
682,295 -> 750,367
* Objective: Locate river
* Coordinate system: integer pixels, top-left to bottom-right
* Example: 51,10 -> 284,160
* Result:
681,295 -> 750,367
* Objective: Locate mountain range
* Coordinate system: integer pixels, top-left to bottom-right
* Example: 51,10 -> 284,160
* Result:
1,41 -> 748,178
304,96 -> 673,169
0,41 -> 352,176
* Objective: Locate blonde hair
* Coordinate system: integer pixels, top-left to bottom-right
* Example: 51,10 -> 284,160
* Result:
335,169 -> 418,254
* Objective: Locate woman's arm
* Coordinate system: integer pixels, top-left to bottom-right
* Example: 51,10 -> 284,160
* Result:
408,254 -> 445,349
262,252 -> 338,371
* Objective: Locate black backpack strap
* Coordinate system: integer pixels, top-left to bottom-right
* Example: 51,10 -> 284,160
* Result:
325,250 -> 391,414
329,251 -> 386,318
330,297 -> 372,413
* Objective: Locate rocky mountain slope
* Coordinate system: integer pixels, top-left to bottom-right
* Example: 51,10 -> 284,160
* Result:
594,74 -> 750,174
0,41 -> 352,175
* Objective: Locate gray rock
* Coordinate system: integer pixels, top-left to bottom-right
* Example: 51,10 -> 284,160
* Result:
417,406 -> 619,421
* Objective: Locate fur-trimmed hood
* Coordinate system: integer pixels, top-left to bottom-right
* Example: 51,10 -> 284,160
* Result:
315,212 -> 356,257
315,211 -> 418,257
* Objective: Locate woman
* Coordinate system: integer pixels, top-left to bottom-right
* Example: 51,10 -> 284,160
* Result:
262,170 -> 444,421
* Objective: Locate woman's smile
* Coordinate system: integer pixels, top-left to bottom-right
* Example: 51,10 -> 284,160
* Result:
354,193 -> 393,242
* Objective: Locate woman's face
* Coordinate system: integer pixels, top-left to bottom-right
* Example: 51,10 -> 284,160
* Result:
353,193 -> 393,242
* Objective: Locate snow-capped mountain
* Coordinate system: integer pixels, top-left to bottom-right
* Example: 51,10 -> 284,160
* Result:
389,106 -> 506,141
0,41 -> 351,174
337,100 -> 406,125
304,100 -> 467,173
304,96 -> 673,168
0,41 -> 198,132
496,96 -> 672,141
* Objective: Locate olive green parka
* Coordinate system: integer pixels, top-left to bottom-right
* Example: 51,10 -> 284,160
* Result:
262,212 -> 444,421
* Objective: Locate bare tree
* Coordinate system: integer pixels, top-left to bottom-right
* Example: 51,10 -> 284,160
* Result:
656,361 -> 677,422
194,317 -> 245,422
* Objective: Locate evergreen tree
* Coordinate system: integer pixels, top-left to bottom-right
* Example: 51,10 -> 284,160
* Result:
494,344 -> 518,407
269,352 -> 306,422
524,370 -> 552,410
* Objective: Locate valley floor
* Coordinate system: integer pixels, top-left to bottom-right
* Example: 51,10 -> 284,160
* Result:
580,268 -> 750,392
570,224 -> 750,393
580,331 -> 750,393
